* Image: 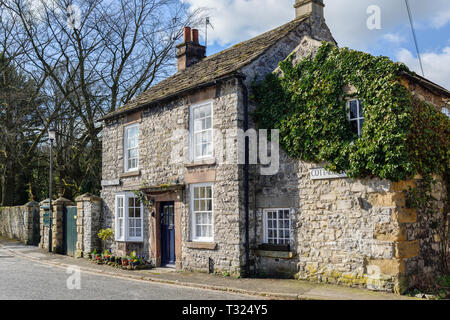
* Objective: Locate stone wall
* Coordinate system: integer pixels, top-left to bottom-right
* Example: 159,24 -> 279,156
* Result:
101,78 -> 242,275
0,202 -> 39,244
250,148 -> 447,292
75,193 -> 102,257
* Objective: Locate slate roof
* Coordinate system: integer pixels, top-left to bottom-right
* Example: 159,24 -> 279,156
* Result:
100,16 -> 311,121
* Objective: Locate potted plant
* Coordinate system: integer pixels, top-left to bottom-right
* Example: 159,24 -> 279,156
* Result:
91,249 -> 99,260
103,249 -> 112,262
121,257 -> 129,267
95,255 -> 103,264
97,228 -> 114,253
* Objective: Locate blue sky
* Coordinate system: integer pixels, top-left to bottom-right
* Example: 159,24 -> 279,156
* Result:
184,0 -> 450,89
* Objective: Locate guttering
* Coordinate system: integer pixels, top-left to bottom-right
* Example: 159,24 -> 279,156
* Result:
237,74 -> 250,277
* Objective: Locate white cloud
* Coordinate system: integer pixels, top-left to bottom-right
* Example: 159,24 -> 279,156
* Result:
184,0 -> 293,46
396,47 -> 450,90
383,33 -> 406,45
185,0 -> 450,49
430,9 -> 450,29
324,0 -> 450,50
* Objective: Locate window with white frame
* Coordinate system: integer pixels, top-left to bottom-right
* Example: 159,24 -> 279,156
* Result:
263,209 -> 291,245
124,124 -> 139,172
190,102 -> 213,161
347,99 -> 364,137
190,183 -> 214,242
443,107 -> 450,118
115,193 -> 143,242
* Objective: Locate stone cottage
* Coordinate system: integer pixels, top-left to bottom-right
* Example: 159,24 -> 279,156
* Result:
99,0 -> 449,292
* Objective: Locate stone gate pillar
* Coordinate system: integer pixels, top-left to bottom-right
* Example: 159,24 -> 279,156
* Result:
75,193 -> 102,257
52,197 -> 74,254
39,199 -> 51,250
24,201 -> 39,245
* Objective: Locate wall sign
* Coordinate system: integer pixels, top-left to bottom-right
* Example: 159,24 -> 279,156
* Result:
43,212 -> 50,226
310,167 -> 347,180
101,179 -> 121,187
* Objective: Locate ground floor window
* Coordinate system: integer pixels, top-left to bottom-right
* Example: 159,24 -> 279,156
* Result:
115,193 -> 143,242
263,208 -> 291,245
190,183 -> 214,242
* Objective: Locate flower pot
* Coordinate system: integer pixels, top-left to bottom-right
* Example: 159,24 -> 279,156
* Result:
121,259 -> 129,267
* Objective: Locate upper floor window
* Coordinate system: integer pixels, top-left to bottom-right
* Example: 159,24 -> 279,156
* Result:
115,193 -> 143,242
190,183 -> 214,242
347,99 -> 364,137
443,107 -> 450,118
124,124 -> 139,172
190,101 -> 213,161
263,208 -> 291,245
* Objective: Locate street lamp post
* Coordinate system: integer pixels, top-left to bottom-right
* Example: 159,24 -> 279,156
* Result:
48,128 -> 56,253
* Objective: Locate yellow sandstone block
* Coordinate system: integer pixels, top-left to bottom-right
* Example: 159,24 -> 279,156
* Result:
395,240 -> 419,259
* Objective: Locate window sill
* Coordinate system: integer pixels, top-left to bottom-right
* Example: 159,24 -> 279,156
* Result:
120,170 -> 141,178
255,250 -> 296,260
186,241 -> 217,250
115,239 -> 144,243
185,159 -> 216,168
258,244 -> 290,252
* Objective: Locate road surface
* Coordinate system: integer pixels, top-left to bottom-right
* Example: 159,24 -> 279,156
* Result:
0,245 -> 253,300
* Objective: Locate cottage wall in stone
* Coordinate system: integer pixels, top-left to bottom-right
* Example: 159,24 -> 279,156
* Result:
101,79 -> 242,274
244,42 -> 449,291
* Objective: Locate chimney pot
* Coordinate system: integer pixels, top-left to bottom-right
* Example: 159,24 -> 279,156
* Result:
183,27 -> 192,42
192,29 -> 199,44
177,26 -> 206,72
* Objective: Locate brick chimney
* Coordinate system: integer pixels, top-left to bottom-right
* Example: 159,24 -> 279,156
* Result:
294,0 -> 324,19
176,27 -> 206,71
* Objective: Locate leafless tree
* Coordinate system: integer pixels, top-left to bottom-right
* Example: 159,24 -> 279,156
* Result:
0,0 -> 204,199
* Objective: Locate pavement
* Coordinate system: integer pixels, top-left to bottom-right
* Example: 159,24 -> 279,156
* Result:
0,237 -> 418,300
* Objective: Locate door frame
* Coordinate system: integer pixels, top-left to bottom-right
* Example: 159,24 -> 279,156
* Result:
147,190 -> 183,270
160,201 -> 176,267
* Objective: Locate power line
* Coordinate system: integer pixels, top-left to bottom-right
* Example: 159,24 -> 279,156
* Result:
405,0 -> 425,77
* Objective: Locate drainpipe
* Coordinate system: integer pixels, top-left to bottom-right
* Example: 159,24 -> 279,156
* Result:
237,75 -> 250,277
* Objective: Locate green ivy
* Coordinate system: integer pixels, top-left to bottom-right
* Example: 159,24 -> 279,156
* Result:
252,42 -> 449,182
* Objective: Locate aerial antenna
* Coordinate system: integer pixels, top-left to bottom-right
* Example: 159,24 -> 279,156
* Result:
172,17 -> 179,41
405,0 -> 425,77
205,17 -> 214,50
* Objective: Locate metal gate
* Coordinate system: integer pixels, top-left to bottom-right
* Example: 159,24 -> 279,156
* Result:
63,206 -> 78,256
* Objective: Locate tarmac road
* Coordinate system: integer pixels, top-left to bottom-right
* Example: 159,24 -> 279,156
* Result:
0,246 -> 254,300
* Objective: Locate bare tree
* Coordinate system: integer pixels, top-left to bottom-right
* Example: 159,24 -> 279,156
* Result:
0,0 -> 204,199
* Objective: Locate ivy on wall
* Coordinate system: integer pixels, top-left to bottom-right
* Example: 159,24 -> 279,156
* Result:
252,42 -> 450,276
252,42 -> 449,183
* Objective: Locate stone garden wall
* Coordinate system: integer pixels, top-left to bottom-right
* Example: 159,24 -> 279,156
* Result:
0,202 -> 39,244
